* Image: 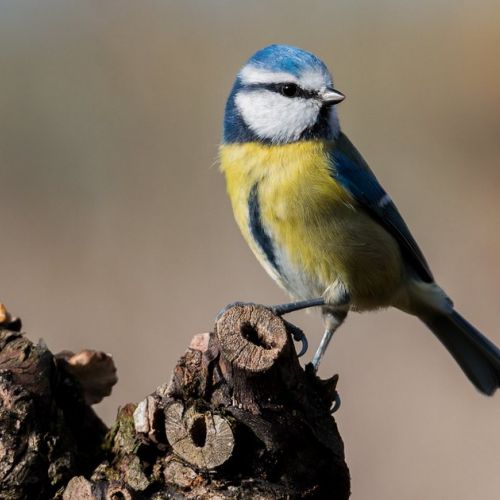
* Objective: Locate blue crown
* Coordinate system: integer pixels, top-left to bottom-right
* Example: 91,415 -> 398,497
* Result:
245,44 -> 329,79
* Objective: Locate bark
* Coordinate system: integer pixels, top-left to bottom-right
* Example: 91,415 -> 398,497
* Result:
0,303 -> 350,499
0,327 -> 107,499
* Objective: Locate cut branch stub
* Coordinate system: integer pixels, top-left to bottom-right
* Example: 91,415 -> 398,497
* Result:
56,349 -> 118,405
164,401 -> 234,469
62,476 -> 135,500
215,304 -> 289,373
0,304 -> 22,332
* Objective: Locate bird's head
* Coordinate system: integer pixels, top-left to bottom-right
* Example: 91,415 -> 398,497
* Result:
223,44 -> 344,145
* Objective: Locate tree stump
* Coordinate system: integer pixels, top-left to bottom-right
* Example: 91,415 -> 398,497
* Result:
0,303 -> 350,499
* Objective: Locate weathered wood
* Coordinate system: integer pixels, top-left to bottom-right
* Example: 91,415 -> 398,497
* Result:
164,401 -> 234,469
62,476 -> 135,500
0,303 -> 350,499
0,303 -> 22,332
56,350 -> 118,405
215,304 -> 289,373
0,328 -> 108,499
129,304 -> 350,498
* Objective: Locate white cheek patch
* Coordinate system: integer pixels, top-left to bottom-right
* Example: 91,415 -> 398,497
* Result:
235,89 -> 321,143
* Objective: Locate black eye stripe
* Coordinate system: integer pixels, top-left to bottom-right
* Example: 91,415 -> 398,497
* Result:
269,83 -> 319,99
246,82 -> 319,99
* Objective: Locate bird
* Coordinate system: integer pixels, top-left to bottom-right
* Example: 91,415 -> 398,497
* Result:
219,44 -> 500,396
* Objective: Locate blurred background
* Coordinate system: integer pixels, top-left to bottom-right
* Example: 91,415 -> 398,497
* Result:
1,1 -> 499,498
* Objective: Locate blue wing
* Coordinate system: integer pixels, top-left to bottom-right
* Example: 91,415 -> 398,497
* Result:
329,132 -> 434,283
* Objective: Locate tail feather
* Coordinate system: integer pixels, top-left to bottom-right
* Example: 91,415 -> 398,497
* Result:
421,310 -> 500,395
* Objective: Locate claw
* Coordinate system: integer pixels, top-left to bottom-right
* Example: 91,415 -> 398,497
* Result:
216,301 -> 253,321
294,331 -> 308,357
283,320 -> 309,357
330,392 -> 341,414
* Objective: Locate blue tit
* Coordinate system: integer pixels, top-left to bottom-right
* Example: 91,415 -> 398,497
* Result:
219,44 -> 500,395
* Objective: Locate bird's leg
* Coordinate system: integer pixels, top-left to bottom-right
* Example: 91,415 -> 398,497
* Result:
311,278 -> 350,369
270,297 -> 325,316
312,281 -> 350,414
312,309 -> 348,414
311,309 -> 348,370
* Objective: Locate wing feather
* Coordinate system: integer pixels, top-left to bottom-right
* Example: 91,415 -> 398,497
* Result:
329,132 -> 434,283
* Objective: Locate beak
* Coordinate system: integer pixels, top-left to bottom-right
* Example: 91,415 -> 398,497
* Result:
320,88 -> 345,105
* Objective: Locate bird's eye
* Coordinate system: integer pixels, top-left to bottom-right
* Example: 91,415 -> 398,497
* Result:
279,83 -> 299,97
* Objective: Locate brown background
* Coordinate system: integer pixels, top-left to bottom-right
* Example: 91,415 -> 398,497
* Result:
1,2 -> 499,498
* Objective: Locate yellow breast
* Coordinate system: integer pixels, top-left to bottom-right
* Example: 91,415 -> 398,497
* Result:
219,140 -> 404,310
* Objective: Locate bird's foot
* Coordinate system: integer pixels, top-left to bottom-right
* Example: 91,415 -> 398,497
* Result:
216,301 -> 309,357
281,319 -> 308,357
305,364 -> 342,414
330,392 -> 341,414
215,301 -> 253,321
